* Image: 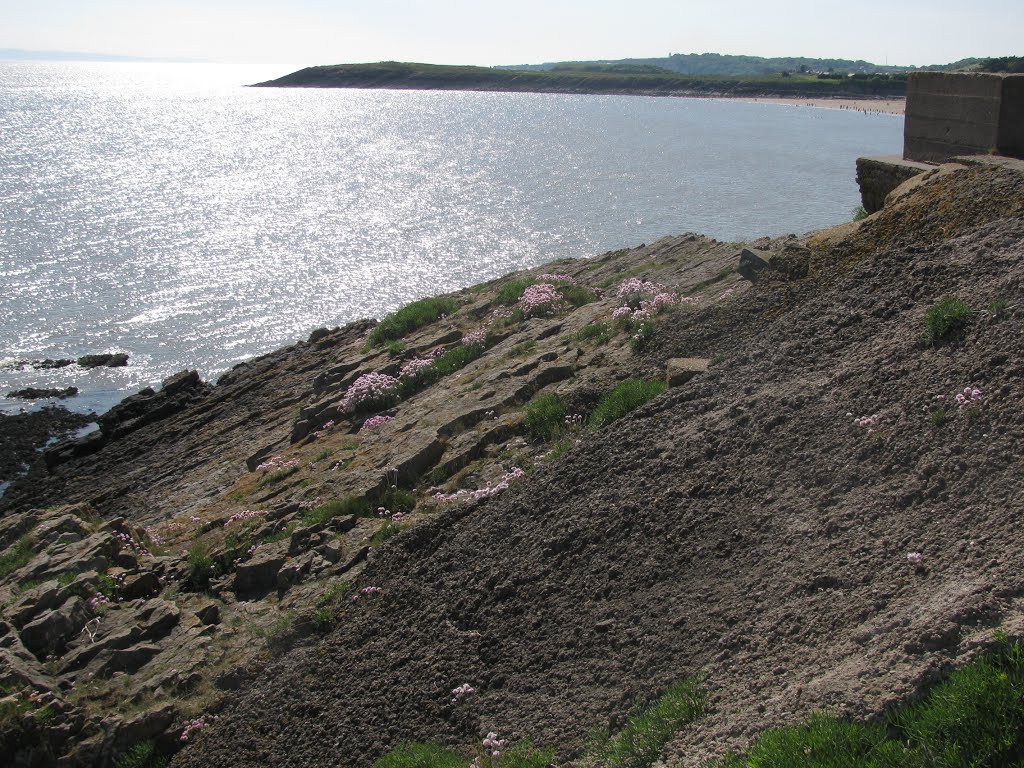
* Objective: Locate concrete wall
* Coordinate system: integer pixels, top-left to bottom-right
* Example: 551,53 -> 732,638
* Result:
856,156 -> 932,213
904,72 -> 1024,162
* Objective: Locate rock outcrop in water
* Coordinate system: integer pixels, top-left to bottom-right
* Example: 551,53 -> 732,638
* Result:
1,156 -> 1023,767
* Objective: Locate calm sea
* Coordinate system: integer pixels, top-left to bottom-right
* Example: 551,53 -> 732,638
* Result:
0,62 -> 903,415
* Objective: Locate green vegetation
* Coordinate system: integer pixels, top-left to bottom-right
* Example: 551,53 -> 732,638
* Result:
301,497 -> 373,527
263,612 -> 295,652
585,679 -> 707,768
852,205 -> 869,221
574,321 -> 612,345
0,534 -> 36,579
559,284 -> 597,308
524,393 -> 567,442
314,449 -> 333,463
590,379 -> 666,429
186,544 -> 216,590
373,743 -> 466,768
370,521 -> 406,546
396,340 -> 488,399
257,466 -> 300,489
709,353 -> 727,367
368,297 -> 459,347
113,740 -> 169,768
383,339 -> 405,357
989,297 -> 1009,315
925,297 -> 973,342
720,636 -> 1024,767
497,278 -> 536,306
317,580 -> 353,607
507,340 -> 538,358
978,56 -> 1024,73
629,321 -> 656,353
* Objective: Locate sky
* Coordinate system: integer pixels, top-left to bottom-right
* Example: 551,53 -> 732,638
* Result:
1,0 -> 1020,68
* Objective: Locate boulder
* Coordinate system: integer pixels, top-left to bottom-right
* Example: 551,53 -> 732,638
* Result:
234,552 -> 288,594
737,248 -> 771,283
666,358 -> 710,387
19,596 -> 91,659
77,353 -> 129,368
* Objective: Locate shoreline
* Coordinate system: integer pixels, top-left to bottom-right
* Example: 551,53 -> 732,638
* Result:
733,95 -> 905,115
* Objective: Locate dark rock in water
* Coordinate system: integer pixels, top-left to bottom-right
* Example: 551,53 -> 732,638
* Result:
6,386 -> 79,400
0,407 -> 95,480
97,370 -> 211,440
33,359 -> 75,370
77,353 -> 129,369
737,247 -> 771,282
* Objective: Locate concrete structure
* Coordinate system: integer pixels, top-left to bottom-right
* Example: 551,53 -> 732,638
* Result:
904,72 -> 1024,162
857,72 -> 1024,212
855,155 -> 934,213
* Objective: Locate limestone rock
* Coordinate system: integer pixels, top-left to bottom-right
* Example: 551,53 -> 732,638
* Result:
666,358 -> 710,387
234,552 -> 287,594
19,596 -> 91,659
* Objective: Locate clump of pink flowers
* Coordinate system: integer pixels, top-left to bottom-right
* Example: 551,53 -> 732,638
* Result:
360,415 -> 394,432
339,372 -> 399,412
312,419 -> 335,439
462,328 -> 487,347
854,414 -> 881,433
180,714 -> 219,742
907,552 -> 924,565
255,456 -> 300,473
399,357 -> 435,378
955,386 -> 983,411
451,683 -> 476,703
87,593 -> 112,612
352,586 -> 383,602
519,284 -> 562,317
483,732 -> 508,758
115,531 -> 151,557
433,468 -> 525,505
616,277 -> 665,297
378,507 -> 407,524
225,509 -> 264,527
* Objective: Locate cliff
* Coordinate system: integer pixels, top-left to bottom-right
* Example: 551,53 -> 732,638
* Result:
1,156 -> 1022,766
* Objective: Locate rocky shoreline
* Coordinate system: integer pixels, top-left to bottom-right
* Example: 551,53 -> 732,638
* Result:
1,156 -> 1023,767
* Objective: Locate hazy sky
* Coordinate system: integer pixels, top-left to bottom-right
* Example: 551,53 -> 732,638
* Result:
1,0 -> 1019,67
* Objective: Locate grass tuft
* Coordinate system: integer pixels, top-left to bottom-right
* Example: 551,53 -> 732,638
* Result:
574,321 -> 612,345
113,740 -> 169,768
0,534 -> 36,579
301,497 -> 373,527
372,742 -> 466,768
585,679 -> 706,768
925,297 -> 973,343
369,297 -> 459,347
589,379 -> 666,429
496,278 -> 536,306
524,393 -> 567,442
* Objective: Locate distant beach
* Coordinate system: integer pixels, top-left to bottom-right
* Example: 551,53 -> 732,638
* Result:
738,96 -> 905,115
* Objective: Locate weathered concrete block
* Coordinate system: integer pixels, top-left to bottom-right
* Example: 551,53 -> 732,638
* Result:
905,72 -> 1024,161
855,156 -> 934,213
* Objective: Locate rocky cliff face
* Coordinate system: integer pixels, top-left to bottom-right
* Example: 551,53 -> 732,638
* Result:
1,157 -> 1022,767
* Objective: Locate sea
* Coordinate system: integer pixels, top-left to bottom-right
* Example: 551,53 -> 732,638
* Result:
0,62 -> 904,416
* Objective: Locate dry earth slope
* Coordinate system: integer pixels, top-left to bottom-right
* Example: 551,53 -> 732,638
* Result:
170,157 -> 1024,766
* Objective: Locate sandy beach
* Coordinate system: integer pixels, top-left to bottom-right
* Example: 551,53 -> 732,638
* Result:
738,95 -> 905,115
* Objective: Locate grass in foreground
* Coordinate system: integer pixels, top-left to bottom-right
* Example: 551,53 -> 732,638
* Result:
589,379 -> 666,429
585,679 -> 707,768
368,297 -> 459,347
720,635 -> 1024,767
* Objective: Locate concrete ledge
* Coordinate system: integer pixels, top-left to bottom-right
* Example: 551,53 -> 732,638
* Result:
856,155 -> 934,213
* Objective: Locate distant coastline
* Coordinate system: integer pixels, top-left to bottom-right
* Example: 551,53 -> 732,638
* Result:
252,61 -> 908,101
